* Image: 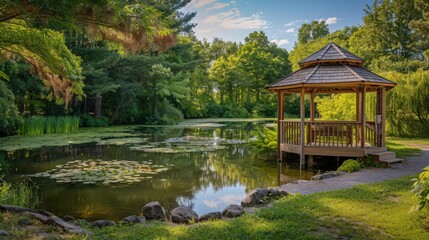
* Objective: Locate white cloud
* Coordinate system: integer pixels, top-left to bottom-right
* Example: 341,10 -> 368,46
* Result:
285,28 -> 295,33
203,200 -> 221,208
325,17 -> 338,25
204,8 -> 268,29
220,194 -> 246,204
206,1 -> 236,11
192,0 -> 216,8
271,39 -> 290,46
317,17 -> 338,25
284,20 -> 301,27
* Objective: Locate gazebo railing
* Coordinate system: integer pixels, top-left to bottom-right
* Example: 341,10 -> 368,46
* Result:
280,120 -> 377,148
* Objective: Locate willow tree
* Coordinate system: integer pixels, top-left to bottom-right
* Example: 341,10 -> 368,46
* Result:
0,0 -> 194,104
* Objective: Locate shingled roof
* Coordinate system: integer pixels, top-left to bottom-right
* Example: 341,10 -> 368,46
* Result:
268,43 -> 396,92
298,43 -> 363,68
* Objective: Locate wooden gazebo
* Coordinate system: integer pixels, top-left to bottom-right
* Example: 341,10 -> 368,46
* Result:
268,43 -> 401,168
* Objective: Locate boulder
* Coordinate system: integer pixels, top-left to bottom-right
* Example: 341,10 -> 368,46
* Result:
170,206 -> 198,224
92,220 -> 116,227
267,187 -> 280,197
122,215 -> 145,224
199,212 -> 222,222
142,201 -> 166,221
278,189 -> 289,196
222,204 -> 244,218
0,230 -> 9,236
310,171 -> 345,181
62,215 -> 75,222
241,188 -> 269,207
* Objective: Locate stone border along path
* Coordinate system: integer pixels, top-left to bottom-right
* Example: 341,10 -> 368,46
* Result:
278,143 -> 429,195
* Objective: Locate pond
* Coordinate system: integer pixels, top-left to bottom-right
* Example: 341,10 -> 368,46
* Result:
0,119 -> 337,221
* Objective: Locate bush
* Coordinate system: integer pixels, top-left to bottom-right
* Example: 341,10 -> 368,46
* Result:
337,159 -> 362,173
80,114 -> 109,127
249,126 -> 277,153
411,166 -> 429,210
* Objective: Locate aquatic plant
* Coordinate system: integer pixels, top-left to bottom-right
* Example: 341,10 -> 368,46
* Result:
0,180 -> 39,208
19,116 -> 80,136
130,136 -> 250,153
29,159 -> 170,185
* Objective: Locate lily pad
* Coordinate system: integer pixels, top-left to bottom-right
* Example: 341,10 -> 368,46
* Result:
28,159 -> 169,186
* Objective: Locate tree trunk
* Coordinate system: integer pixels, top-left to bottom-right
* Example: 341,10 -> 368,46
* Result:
152,92 -> 158,116
94,95 -> 102,118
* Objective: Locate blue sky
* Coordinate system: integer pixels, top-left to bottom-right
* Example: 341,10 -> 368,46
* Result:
185,0 -> 374,50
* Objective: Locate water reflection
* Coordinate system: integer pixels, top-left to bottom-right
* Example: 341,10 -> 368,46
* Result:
3,122 -> 334,221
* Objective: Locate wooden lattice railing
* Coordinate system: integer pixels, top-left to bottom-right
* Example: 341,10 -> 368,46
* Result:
280,120 -> 377,148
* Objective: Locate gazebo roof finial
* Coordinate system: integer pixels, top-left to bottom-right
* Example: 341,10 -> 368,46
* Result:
298,42 -> 364,68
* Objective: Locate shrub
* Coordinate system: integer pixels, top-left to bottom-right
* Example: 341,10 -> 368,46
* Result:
249,126 -> 277,153
80,114 -> 109,127
337,159 -> 362,173
411,166 -> 429,210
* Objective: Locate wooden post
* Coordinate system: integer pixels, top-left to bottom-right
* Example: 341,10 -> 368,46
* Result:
381,87 -> 386,147
310,93 -> 315,121
360,86 -> 366,149
277,91 -> 285,161
300,88 -> 305,169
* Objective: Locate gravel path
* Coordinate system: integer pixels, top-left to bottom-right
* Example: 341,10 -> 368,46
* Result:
278,143 -> 429,195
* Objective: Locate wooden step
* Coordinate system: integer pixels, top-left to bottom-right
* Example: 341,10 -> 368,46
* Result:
371,151 -> 396,161
378,158 -> 403,164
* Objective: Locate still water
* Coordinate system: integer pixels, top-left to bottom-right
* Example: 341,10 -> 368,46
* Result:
1,121 -> 334,221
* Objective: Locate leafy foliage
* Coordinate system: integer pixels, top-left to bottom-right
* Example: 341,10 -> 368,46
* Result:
297,20 -> 329,45
411,166 -> 429,210
383,70 -> 429,136
337,159 -> 362,173
0,80 -> 22,136
250,126 -> 277,153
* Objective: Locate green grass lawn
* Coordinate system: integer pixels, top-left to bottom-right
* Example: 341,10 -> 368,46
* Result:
83,176 -> 429,240
386,137 -> 428,158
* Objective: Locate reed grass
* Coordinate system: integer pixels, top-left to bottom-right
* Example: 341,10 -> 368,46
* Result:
0,180 -> 39,209
18,116 -> 79,136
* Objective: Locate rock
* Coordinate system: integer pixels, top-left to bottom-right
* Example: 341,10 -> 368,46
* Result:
170,207 -> 198,224
142,202 -> 166,221
199,212 -> 222,222
0,230 -> 9,236
267,187 -> 280,197
122,215 -> 145,224
222,204 -> 244,218
241,188 -> 269,207
63,215 -> 75,222
18,218 -> 32,226
36,209 -> 54,217
310,171 -> 345,181
92,220 -> 116,227
278,189 -> 289,196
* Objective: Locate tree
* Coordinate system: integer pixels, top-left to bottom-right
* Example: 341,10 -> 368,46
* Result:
297,20 -> 329,45
0,80 -> 21,136
349,0 -> 429,72
0,0 -> 194,104
411,0 -> 429,58
290,26 -> 358,71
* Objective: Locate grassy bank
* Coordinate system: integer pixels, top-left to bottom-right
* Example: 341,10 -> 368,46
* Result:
386,138 -> 426,158
86,176 -> 429,240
